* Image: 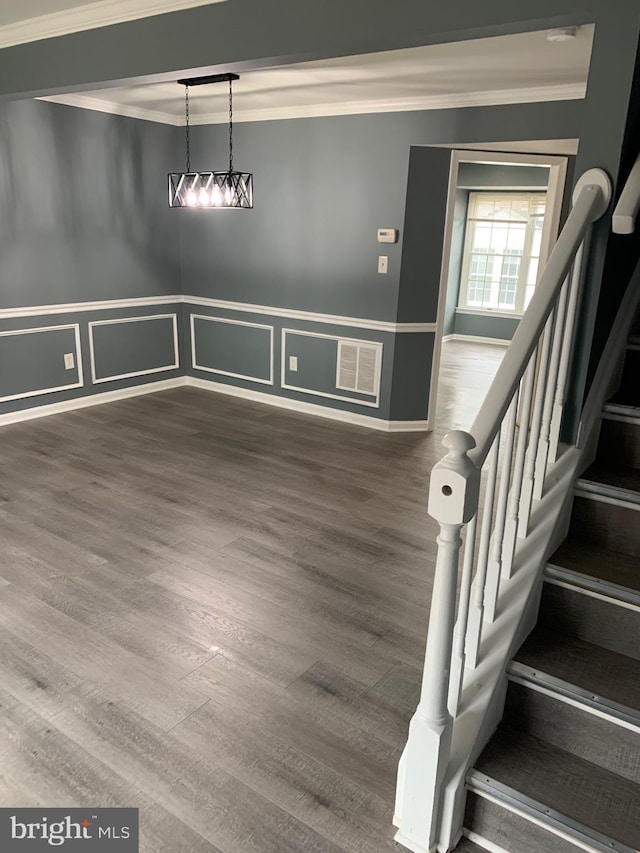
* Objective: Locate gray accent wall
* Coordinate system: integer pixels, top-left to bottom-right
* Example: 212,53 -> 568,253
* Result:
0,305 -> 183,418
0,99 -> 184,418
185,303 -> 395,419
179,101 -> 581,322
0,94 -> 583,425
178,102 -> 580,424
453,313 -> 519,340
191,316 -> 273,384
0,325 -> 81,401
0,99 -> 179,309
388,333 -> 435,422
90,315 -> 178,383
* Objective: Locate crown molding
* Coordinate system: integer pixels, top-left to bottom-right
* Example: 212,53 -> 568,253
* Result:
0,0 -> 228,49
190,83 -> 586,125
39,82 -> 586,127
40,92 -> 183,125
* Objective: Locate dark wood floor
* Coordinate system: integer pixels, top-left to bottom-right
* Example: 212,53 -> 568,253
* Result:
0,341 -> 502,853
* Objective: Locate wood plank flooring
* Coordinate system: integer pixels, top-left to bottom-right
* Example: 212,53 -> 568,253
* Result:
0,341 -> 502,853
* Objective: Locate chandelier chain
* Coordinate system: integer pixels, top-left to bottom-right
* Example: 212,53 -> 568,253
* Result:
229,77 -> 233,172
185,85 -> 191,173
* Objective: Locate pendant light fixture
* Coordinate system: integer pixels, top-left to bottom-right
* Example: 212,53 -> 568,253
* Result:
168,72 -> 253,209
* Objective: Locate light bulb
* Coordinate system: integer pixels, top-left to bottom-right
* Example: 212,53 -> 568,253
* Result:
199,188 -> 210,205
212,186 -> 224,207
186,190 -> 198,206
224,185 -> 233,206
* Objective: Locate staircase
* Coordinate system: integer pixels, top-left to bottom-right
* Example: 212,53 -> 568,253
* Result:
461,330 -> 640,852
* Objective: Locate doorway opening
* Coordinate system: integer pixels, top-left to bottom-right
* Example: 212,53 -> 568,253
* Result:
430,149 -> 569,430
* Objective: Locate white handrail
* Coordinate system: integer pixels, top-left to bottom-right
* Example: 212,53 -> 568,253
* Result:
470,175 -> 607,466
394,167 -> 612,853
612,153 -> 640,234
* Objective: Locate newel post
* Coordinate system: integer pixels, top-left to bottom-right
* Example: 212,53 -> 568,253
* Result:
395,431 -> 480,853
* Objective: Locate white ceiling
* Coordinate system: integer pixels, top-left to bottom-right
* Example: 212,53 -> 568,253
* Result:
0,0 -> 227,47
40,25 -> 594,126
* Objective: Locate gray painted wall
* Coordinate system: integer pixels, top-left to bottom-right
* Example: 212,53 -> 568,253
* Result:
0,99 -> 183,417
453,313 -> 519,340
179,101 -> 580,422
0,99 -> 179,309
179,101 -> 582,323
0,96 -> 583,423
185,304 -> 395,418
0,305 -> 183,417
191,316 -> 273,384
0,325 -> 81,401
90,315 -> 178,382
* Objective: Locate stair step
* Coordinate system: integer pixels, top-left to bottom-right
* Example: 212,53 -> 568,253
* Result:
464,790 -> 586,853
471,728 -> 640,850
537,576 -> 640,660
514,630 -> 640,718
569,494 -> 640,558
598,416 -> 640,469
545,562 -> 640,609
504,675 -> 640,782
603,401 -> 640,419
578,463 -> 640,504
548,539 -> 640,593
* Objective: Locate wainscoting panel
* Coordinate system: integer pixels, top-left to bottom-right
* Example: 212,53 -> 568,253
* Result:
0,324 -> 83,403
190,314 -> 274,385
89,314 -> 179,384
282,329 -> 382,408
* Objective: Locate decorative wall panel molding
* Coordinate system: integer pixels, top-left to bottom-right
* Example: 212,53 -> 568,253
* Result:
282,329 -> 383,409
190,314 -> 274,385
88,314 -> 179,384
0,323 -> 83,403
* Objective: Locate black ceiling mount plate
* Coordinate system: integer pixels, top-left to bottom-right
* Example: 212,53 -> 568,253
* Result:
177,72 -> 240,87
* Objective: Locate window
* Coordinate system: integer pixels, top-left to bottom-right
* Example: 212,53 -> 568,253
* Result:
458,192 -> 547,315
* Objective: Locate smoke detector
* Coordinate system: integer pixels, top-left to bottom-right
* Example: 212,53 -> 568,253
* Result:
547,26 -> 580,42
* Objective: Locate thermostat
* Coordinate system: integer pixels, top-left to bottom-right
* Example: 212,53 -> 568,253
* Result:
377,228 -> 399,244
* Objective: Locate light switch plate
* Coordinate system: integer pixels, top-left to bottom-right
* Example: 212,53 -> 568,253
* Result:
289,356 -> 298,371
378,256 -> 388,274
64,352 -> 75,370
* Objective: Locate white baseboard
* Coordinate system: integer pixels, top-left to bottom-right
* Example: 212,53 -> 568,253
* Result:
186,376 -> 430,432
442,333 -> 511,346
0,375 -> 430,432
0,377 -> 186,427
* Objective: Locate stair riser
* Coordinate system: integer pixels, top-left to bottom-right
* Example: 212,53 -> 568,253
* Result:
503,681 -> 640,783
464,792 -> 580,853
597,417 -> 640,469
538,582 -> 640,661
569,495 -> 640,557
